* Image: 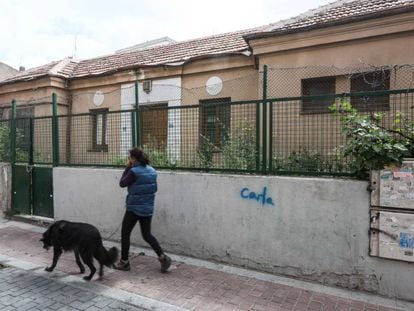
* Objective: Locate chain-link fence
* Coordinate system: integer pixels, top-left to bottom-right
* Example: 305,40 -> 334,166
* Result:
2,64 -> 414,176
54,100 -> 259,172
266,64 -> 414,175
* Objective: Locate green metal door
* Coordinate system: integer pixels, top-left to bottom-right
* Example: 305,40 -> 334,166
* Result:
11,115 -> 54,218
32,166 -> 53,218
11,164 -> 31,214
12,165 -> 54,218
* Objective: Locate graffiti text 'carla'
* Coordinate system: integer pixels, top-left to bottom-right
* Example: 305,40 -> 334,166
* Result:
240,187 -> 275,206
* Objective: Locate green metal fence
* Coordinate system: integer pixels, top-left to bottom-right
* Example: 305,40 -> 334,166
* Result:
54,100 -> 260,172
268,89 -> 414,176
2,64 -> 414,177
2,88 -> 413,177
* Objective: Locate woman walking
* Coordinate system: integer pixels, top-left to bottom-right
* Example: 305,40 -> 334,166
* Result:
114,147 -> 171,272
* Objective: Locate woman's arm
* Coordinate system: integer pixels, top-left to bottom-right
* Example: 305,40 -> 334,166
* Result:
119,167 -> 136,188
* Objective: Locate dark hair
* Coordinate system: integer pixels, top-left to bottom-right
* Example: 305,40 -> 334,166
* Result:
129,147 -> 150,166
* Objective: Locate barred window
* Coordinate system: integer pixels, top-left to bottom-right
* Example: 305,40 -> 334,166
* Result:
200,98 -> 231,148
301,77 -> 336,113
90,109 -> 108,152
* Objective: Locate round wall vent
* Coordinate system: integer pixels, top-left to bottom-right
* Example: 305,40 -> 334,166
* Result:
206,76 -> 223,96
93,91 -> 105,106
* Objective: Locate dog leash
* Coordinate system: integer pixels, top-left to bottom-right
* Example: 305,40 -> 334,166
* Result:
105,221 -> 123,240
104,221 -> 146,257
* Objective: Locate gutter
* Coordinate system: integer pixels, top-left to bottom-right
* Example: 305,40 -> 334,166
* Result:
68,50 -> 253,81
0,73 -> 68,88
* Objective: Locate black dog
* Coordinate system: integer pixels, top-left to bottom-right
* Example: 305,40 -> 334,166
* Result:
40,220 -> 118,281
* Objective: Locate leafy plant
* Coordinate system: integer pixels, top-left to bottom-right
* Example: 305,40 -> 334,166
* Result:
142,135 -> 178,167
0,122 -> 27,163
0,122 -> 11,162
222,123 -> 257,170
272,148 -> 331,173
196,135 -> 216,168
109,156 -> 128,167
288,148 -> 326,172
329,100 -> 413,178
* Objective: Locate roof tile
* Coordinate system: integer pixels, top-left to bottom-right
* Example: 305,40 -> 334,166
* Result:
265,0 -> 414,33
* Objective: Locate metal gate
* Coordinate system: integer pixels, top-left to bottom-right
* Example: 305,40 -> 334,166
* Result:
11,115 -> 54,218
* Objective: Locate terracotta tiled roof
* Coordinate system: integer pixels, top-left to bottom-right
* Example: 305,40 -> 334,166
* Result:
246,0 -> 414,40
0,28 -> 262,85
0,58 -> 78,84
71,28 -> 261,78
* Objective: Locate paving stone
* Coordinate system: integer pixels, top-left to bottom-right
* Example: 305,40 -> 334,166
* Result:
0,226 -> 411,311
0,265 -> 145,311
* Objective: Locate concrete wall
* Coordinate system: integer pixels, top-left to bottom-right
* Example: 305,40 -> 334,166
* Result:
0,163 -> 11,215
53,167 -> 413,301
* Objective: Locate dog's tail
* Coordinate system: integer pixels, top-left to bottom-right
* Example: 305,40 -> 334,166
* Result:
97,245 -> 118,267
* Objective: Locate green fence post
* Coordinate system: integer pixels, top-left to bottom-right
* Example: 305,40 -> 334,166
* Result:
131,112 -> 136,149
134,81 -> 141,147
52,93 -> 59,166
262,65 -> 268,173
10,99 -> 16,164
29,117 -> 34,165
269,99 -> 273,172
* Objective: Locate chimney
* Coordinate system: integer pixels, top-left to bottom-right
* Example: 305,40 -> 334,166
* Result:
19,66 -> 25,72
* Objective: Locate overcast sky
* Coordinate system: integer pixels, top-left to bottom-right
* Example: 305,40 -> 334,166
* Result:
1,0 -> 332,70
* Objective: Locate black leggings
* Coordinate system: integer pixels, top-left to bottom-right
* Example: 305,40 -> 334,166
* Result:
121,211 -> 164,260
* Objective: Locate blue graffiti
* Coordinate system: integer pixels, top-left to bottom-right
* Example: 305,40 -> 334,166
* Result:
240,187 -> 275,206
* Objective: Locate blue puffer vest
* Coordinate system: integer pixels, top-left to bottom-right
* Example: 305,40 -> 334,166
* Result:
126,164 -> 158,216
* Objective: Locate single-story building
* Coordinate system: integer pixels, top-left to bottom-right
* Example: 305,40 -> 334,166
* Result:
1,0 -> 413,168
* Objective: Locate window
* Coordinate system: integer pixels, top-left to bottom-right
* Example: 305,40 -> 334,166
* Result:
350,71 -> 390,111
90,109 -> 108,152
301,77 -> 336,113
200,98 -> 231,149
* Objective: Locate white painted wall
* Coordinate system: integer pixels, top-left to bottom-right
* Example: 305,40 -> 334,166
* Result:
120,84 -> 135,157
53,167 -> 414,301
121,78 -> 181,161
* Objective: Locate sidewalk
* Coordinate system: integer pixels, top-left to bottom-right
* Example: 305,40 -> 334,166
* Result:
0,266 -> 145,310
0,220 -> 412,311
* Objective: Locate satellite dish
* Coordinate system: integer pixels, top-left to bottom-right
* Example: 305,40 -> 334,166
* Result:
206,76 -> 223,95
93,91 -> 104,106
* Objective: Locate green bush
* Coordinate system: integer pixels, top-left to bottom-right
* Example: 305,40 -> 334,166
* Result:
329,100 -> 413,178
222,123 -> 257,170
142,135 -> 178,168
0,123 -> 11,162
287,148 -> 326,172
109,156 -> 128,167
272,149 -> 327,172
0,122 -> 26,163
196,135 -> 216,168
